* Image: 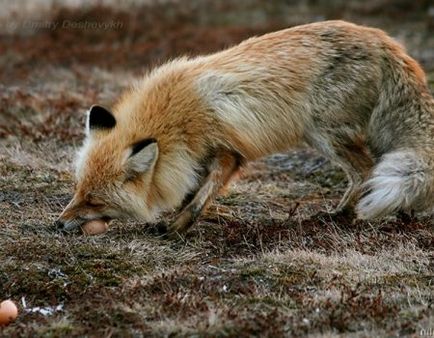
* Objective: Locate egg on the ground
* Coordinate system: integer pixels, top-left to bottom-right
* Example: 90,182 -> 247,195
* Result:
0,300 -> 18,326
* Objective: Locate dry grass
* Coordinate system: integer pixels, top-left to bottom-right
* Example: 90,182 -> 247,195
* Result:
1,1 -> 433,337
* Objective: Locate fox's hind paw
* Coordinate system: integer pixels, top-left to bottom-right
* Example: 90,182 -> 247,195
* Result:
396,210 -> 416,224
313,206 -> 356,223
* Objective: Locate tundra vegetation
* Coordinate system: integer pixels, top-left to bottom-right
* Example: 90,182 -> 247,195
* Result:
0,1 -> 433,336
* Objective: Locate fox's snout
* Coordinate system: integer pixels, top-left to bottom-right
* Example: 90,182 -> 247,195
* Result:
56,191 -> 118,231
55,198 -> 96,231
54,218 -> 70,231
55,206 -> 86,231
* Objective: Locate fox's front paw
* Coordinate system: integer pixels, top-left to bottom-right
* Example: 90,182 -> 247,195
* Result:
167,209 -> 198,238
149,221 -> 169,237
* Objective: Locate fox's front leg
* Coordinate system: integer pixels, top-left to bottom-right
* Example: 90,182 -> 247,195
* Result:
168,151 -> 240,236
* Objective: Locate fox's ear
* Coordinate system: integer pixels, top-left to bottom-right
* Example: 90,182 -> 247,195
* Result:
126,139 -> 158,174
86,105 -> 116,135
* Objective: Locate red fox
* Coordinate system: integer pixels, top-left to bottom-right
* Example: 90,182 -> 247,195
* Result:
56,20 -> 434,235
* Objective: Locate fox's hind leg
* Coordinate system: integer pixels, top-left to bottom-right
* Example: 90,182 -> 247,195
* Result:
307,134 -> 374,216
168,151 -> 240,236
334,146 -> 374,215
334,167 -> 363,215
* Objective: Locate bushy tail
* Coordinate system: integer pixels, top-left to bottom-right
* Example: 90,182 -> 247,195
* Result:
356,150 -> 434,219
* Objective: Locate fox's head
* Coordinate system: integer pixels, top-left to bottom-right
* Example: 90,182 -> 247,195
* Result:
55,104 -> 199,231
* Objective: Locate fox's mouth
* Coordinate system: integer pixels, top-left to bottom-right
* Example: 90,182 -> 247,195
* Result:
55,216 -> 113,232
55,217 -> 85,231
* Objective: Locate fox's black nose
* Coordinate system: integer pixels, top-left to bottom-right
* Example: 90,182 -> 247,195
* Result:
54,219 -> 65,230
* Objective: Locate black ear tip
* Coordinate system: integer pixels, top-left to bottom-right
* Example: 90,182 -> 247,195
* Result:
131,138 -> 157,156
88,105 -> 116,130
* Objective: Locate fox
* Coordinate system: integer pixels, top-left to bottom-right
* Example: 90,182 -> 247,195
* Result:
56,20 -> 434,235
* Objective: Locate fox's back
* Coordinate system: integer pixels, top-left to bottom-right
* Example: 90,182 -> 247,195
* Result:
194,21 -> 394,156
114,21 -> 428,159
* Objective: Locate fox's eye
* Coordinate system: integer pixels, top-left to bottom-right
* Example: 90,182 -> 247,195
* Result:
87,200 -> 104,208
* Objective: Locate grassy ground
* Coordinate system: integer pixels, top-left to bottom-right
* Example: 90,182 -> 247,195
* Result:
1,1 -> 433,337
